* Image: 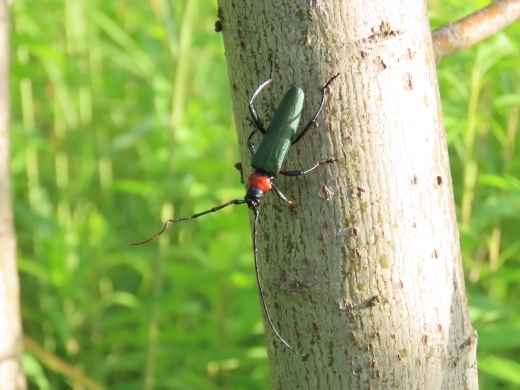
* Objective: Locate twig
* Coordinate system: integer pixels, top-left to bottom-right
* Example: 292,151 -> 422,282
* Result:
432,0 -> 520,64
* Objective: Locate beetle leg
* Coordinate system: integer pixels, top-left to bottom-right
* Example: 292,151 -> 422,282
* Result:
271,182 -> 293,205
234,162 -> 245,185
280,158 -> 338,177
247,128 -> 259,155
249,58 -> 275,134
291,72 -> 340,145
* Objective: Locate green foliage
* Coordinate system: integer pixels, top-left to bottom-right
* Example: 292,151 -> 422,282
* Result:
12,1 -> 260,388
9,0 -> 520,388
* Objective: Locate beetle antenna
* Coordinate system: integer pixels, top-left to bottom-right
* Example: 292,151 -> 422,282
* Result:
252,207 -> 305,356
129,199 -> 246,245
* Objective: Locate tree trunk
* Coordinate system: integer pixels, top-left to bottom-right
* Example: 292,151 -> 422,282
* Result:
0,0 -> 27,389
217,0 -> 478,388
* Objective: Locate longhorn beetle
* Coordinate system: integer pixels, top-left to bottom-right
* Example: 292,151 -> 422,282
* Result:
130,59 -> 339,355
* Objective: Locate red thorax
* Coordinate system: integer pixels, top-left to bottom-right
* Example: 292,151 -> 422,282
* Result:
248,171 -> 272,193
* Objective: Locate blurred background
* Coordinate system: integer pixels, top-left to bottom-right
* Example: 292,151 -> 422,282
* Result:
9,0 -> 520,389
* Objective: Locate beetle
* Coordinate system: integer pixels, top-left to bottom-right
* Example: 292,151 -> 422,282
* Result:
130,60 -> 339,355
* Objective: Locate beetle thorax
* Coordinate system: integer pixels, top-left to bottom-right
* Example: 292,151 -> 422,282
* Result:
244,170 -> 272,208
248,170 -> 272,192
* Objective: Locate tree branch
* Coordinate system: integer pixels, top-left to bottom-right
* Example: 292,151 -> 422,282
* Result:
432,0 -> 520,64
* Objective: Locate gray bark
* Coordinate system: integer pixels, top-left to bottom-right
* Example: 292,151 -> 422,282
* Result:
0,0 -> 26,389
217,0 -> 478,388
